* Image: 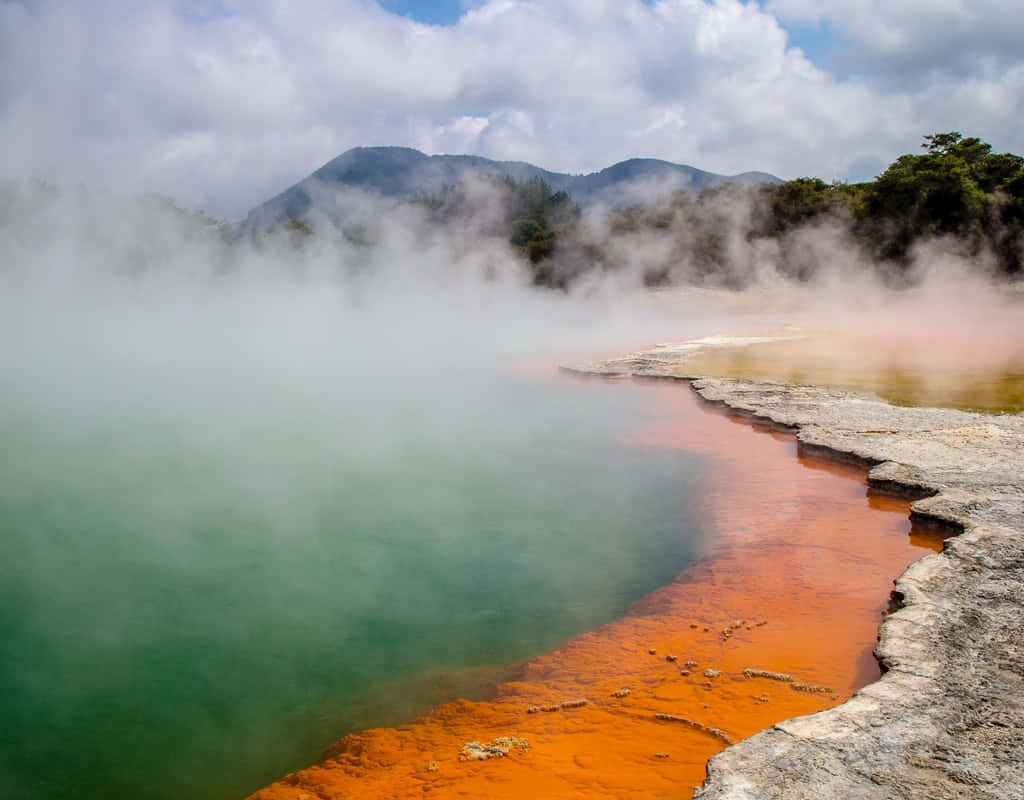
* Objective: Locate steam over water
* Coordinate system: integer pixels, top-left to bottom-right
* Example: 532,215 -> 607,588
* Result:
0,283 -> 712,799
3,183 -> 1018,800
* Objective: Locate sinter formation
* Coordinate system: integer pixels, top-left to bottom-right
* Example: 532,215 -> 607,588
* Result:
568,346 -> 1024,800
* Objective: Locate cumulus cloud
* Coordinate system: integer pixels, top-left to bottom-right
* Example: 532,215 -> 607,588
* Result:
768,0 -> 1024,79
1,0 -> 1022,220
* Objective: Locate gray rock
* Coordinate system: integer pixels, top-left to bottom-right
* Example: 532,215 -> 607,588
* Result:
458,736 -> 529,762
569,354 -> 1024,800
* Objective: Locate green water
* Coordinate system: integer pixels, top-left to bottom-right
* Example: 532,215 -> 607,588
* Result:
0,361 -> 708,799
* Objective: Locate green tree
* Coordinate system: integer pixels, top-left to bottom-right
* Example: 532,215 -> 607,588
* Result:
753,177 -> 859,238
860,134 -> 991,261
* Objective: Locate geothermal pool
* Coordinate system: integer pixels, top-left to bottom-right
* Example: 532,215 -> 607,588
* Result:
0,286 -> 948,800
247,378 -> 946,800
0,365 -> 711,800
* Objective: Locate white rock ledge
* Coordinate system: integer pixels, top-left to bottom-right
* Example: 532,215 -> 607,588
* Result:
567,359 -> 1024,800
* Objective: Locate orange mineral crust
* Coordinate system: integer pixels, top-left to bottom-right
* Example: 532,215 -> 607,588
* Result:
248,379 -> 943,800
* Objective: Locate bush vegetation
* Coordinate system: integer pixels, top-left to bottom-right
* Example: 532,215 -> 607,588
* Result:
525,132 -> 1024,288
6,133 -> 1020,291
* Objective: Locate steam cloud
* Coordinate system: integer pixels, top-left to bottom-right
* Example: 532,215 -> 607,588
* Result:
0,176 -> 1020,800
2,174 -> 1021,413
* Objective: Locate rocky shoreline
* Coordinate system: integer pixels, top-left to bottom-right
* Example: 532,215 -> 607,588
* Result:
566,349 -> 1024,799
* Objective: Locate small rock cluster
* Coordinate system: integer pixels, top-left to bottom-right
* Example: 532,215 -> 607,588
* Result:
654,713 -> 735,745
458,737 -> 529,762
526,698 -> 588,714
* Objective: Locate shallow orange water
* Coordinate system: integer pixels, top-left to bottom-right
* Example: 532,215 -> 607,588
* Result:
248,378 -> 943,800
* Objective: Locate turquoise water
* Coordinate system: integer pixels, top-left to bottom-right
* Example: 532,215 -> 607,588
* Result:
0,350 -> 708,799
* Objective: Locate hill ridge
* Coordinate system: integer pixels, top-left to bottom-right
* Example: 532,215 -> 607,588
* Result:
241,146 -> 780,231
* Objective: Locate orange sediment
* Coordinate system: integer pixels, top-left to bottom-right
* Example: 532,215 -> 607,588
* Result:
248,379 -> 945,800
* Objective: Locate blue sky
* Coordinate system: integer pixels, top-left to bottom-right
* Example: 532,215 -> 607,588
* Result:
777,19 -> 840,71
377,0 -> 469,25
2,0 -> 1021,218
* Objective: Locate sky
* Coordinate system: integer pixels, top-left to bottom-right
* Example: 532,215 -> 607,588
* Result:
1,0 -> 1022,221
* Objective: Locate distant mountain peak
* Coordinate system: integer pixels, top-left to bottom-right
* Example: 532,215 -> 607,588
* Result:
241,147 -> 780,230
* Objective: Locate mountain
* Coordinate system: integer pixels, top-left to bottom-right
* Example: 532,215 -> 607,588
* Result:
240,146 -> 780,232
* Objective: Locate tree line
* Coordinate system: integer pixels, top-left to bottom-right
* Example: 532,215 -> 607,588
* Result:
496,132 -> 1024,288
5,132 -> 1020,290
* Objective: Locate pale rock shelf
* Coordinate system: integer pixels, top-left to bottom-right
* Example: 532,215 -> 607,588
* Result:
566,343 -> 1024,800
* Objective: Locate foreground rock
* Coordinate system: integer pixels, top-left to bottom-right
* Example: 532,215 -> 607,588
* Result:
458,736 -> 529,762
569,352 -> 1024,800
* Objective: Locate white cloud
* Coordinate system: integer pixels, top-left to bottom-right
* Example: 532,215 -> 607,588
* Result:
768,0 -> 1024,79
1,0 -> 1022,219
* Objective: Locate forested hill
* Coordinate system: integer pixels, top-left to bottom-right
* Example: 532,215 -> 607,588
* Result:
240,146 -> 779,232
7,132 -> 1014,292
235,133 -> 1022,289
